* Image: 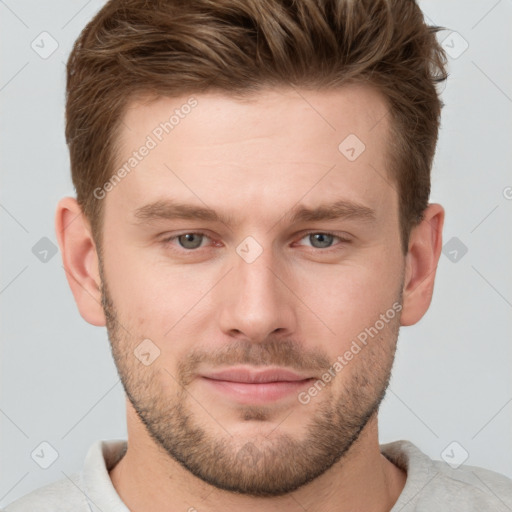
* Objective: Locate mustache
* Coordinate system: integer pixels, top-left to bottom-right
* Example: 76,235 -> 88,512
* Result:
176,337 -> 332,386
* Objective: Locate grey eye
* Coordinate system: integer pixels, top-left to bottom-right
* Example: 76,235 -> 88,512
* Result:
177,233 -> 204,249
308,233 -> 335,249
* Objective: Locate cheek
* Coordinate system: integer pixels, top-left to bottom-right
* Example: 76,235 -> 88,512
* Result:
104,235 -> 403,362
292,252 -> 402,346
106,249 -> 217,341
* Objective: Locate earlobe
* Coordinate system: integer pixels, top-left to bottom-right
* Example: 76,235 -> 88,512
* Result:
400,203 -> 445,326
55,197 -> 106,327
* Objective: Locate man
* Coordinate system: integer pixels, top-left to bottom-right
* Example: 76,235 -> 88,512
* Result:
5,0 -> 512,510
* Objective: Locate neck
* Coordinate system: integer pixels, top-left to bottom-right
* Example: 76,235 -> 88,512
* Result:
109,405 -> 406,512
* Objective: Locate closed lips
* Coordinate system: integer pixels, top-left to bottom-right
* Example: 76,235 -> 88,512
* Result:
201,367 -> 314,383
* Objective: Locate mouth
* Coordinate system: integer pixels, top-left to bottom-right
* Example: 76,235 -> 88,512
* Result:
200,366 -> 316,404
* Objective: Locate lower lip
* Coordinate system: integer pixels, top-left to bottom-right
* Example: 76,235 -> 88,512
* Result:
201,377 -> 314,404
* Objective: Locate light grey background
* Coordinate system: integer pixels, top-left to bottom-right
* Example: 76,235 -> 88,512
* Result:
1,0 -> 511,506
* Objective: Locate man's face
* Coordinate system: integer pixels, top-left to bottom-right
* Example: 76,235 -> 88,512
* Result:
100,85 -> 406,496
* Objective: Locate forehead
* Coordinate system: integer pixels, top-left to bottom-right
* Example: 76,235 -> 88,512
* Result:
119,84 -> 390,155
108,85 -> 396,228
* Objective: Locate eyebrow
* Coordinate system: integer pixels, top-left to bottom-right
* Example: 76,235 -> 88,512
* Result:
133,198 -> 376,226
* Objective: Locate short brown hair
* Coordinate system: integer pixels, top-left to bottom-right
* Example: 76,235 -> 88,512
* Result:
65,0 -> 448,254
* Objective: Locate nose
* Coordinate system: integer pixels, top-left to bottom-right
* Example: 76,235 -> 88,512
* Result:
216,242 -> 298,343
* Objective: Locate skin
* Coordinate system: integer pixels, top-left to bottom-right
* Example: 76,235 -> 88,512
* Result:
56,84 -> 444,512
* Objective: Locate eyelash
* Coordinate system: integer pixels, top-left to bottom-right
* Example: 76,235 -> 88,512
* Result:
161,230 -> 351,253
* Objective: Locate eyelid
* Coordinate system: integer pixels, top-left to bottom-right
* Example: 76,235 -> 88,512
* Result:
294,230 -> 352,249
161,230 -> 352,252
161,230 -> 215,248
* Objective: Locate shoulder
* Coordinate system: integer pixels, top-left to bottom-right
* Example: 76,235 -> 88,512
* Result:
381,440 -> 512,511
4,439 -> 127,512
427,460 -> 512,510
3,472 -> 89,512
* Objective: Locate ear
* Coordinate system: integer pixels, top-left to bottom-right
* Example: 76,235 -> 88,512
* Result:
400,203 -> 445,326
55,197 -> 106,326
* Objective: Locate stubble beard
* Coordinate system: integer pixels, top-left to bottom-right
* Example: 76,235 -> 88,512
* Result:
100,264 -> 402,497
